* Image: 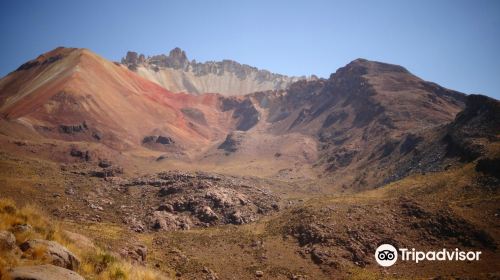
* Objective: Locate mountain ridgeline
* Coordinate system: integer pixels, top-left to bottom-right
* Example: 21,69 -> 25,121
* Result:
0,47 -> 497,190
0,47 -> 499,279
121,48 -> 307,96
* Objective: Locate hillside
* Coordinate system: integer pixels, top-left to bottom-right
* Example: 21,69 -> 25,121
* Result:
0,47 -> 241,154
205,58 -> 468,189
0,47 -> 498,279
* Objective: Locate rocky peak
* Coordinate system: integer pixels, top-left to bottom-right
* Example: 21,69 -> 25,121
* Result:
119,47 -> 307,95
330,58 -> 410,80
161,47 -> 189,70
122,48 -> 188,70
122,51 -> 145,65
121,48 -> 305,81
169,47 -> 188,62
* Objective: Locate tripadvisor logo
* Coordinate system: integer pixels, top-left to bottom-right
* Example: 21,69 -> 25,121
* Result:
375,244 -> 398,267
374,244 -> 482,267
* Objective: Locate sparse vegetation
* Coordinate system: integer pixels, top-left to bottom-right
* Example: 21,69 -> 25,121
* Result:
0,198 -> 166,280
0,44 -> 498,279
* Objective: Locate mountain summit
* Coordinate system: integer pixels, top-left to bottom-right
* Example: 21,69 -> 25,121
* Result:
0,47 -> 233,151
0,46 -> 499,279
121,48 -> 305,96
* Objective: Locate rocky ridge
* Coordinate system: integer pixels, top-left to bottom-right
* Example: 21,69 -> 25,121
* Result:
55,168 -> 281,232
121,48 -> 307,95
121,171 -> 280,231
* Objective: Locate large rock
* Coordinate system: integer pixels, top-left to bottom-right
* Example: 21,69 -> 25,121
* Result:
120,244 -> 148,264
197,206 -> 219,223
147,211 -> 192,231
228,210 -> 245,225
90,166 -> 123,178
142,135 -> 175,145
19,239 -> 80,270
58,122 -> 88,134
7,264 -> 84,280
0,230 -> 16,250
205,188 -> 235,208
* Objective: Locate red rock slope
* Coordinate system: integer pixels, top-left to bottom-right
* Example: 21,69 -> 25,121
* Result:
0,47 -> 232,150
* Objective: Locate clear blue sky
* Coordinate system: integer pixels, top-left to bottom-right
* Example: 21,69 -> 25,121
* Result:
1,0 -> 499,99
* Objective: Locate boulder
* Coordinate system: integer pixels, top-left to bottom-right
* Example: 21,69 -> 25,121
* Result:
205,189 -> 234,208
20,239 -> 80,270
310,247 -> 331,264
120,244 -> 147,263
69,148 -> 90,161
157,204 -> 174,212
123,216 -> 146,233
142,135 -> 175,145
147,211 -> 191,231
58,122 -> 88,134
201,266 -> 219,279
197,206 -> 219,223
228,211 -> 245,225
7,264 -> 84,280
156,154 -> 168,161
98,159 -> 112,168
0,230 -> 16,250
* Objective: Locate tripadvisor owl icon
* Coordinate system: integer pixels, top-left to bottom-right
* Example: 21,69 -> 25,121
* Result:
375,244 -> 398,267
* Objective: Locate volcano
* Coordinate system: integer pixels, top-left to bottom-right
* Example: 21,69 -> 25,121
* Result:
0,47 -> 498,280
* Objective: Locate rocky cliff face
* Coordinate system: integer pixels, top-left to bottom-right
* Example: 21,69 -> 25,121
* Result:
121,48 -> 306,96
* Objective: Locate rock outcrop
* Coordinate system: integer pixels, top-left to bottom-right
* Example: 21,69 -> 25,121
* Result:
121,48 -> 306,96
20,239 -> 80,270
0,230 -> 16,251
120,244 -> 148,264
6,264 -> 84,280
143,135 -> 175,145
117,171 -> 280,231
218,132 -> 245,153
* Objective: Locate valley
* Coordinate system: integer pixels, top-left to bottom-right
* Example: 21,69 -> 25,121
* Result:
0,47 -> 498,280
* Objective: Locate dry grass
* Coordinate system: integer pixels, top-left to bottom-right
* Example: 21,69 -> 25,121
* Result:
0,198 -> 167,280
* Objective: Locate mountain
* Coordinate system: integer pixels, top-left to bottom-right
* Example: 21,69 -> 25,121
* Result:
209,58 -> 468,188
121,48 -> 306,96
0,47 -> 237,153
276,94 -> 499,277
0,48 -> 474,185
1,47 -> 499,279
